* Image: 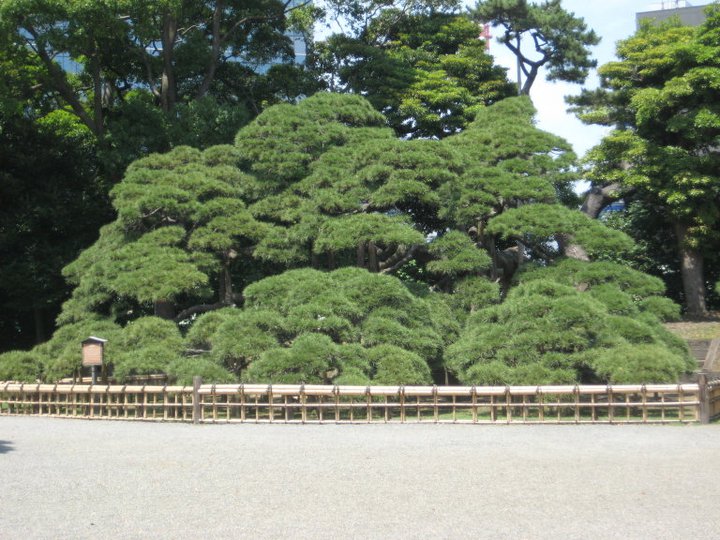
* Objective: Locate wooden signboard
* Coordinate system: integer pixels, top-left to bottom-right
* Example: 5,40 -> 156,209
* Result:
81,337 -> 107,367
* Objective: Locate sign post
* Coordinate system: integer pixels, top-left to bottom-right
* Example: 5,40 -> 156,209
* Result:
81,337 -> 107,385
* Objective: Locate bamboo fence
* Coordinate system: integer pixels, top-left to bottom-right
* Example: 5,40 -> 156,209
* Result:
708,374 -> 720,422
1,380 -> 713,424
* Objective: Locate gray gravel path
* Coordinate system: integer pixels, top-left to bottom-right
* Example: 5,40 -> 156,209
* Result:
1,417 -> 719,539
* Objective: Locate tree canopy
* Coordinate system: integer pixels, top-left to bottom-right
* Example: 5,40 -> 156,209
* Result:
0,0 -> 703,392
0,0 -> 316,135
314,9 -> 516,137
569,8 -> 720,317
0,94 -> 112,348
0,93 -> 693,386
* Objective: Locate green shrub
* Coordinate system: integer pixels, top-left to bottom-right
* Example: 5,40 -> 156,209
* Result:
245,333 -> 337,384
166,357 -> 236,385
446,273 -> 693,386
212,268 -> 452,384
0,351 -> 44,382
590,344 -> 693,384
113,345 -> 180,381
637,296 -> 682,322
38,319 -> 123,381
185,308 -> 238,349
112,317 -> 185,380
368,345 -> 432,385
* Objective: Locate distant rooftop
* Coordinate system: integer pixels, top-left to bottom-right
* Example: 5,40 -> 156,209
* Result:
637,1 -> 711,27
648,1 -> 693,8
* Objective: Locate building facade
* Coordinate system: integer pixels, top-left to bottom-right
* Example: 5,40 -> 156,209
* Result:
636,1 -> 710,27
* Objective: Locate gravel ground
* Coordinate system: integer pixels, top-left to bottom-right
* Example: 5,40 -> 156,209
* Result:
1,417 -> 719,539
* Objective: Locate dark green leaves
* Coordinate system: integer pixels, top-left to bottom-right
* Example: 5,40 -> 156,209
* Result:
314,12 -> 515,138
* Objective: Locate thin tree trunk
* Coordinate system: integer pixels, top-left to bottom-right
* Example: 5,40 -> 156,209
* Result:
356,242 -> 366,268
516,37 -> 522,95
488,237 -> 499,280
91,59 -> 104,138
33,307 -> 45,345
219,259 -> 234,305
675,223 -> 708,318
367,242 -> 379,273
196,1 -> 223,99
520,68 -> 539,95
26,26 -> 100,135
161,14 -> 177,112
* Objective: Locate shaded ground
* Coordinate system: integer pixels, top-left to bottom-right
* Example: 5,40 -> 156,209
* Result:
1,417 -> 720,539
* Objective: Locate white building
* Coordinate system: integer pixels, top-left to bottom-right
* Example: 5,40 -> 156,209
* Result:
636,1 -> 711,27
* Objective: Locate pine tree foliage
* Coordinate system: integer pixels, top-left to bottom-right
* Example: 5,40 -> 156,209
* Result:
192,268 -> 453,384
111,317 -> 185,381
427,231 -> 492,277
235,93 -> 389,189
445,267 -> 693,385
59,144 -> 269,323
1,93 -> 694,386
486,204 -> 634,258
0,350 -> 45,382
37,319 -> 124,382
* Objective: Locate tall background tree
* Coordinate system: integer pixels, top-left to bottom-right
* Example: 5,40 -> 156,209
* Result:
569,8 -> 720,317
0,40 -> 113,348
0,0 -> 318,144
313,2 -> 516,137
473,0 -> 599,95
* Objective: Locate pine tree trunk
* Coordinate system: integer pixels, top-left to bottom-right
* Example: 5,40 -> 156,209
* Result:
488,237 -> 499,280
154,299 -> 176,320
367,242 -> 379,273
357,242 -> 366,268
560,234 -> 590,262
219,260 -> 234,305
675,223 -> 708,318
580,183 -> 623,219
196,1 -> 223,99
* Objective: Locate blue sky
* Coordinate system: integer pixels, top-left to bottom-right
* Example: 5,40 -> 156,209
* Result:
488,1 -> 715,158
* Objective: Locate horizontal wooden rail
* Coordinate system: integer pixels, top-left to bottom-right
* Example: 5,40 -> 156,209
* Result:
0,381 -> 705,424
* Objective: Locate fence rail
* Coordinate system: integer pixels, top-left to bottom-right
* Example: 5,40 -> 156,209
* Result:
0,381 -> 711,424
0,382 -> 193,421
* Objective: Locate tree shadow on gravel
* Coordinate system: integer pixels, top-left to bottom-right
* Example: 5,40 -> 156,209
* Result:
0,440 -> 14,454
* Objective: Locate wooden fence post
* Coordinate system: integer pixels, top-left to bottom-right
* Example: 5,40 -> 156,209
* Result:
698,372 -> 710,424
192,376 -> 202,424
